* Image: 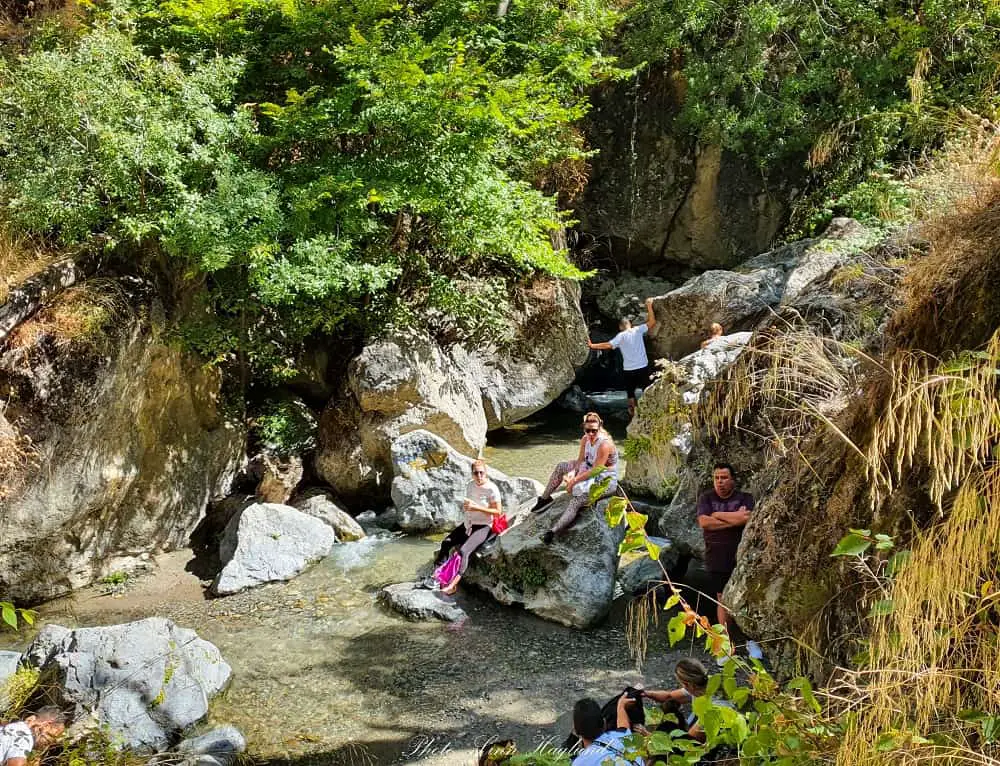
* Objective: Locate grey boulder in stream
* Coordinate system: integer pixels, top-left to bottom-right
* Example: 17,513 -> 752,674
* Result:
211,502 -> 335,595
24,618 -> 231,752
464,494 -> 623,628
386,430 -> 540,532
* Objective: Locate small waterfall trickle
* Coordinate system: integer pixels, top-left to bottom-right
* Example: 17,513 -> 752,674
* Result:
626,69 -> 644,265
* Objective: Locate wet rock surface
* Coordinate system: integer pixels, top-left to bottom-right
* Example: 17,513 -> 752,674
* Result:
378,582 -> 467,622
173,725 -> 247,766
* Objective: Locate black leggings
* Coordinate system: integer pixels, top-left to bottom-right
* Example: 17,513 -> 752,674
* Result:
435,524 -> 492,574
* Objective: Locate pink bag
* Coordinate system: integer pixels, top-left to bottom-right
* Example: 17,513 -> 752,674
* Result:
433,552 -> 462,587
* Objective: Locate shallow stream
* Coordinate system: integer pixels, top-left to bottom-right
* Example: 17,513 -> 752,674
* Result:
1,399 -> 689,766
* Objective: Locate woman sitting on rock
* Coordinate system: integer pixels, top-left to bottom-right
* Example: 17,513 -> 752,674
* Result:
531,411 -> 619,544
433,459 -> 503,594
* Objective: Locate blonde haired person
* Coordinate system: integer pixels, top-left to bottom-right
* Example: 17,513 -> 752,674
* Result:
641,659 -> 723,742
531,412 -> 619,544
433,459 -> 503,594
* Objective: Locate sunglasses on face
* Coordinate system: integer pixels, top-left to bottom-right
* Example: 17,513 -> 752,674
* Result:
584,427 -> 599,434
472,470 -> 486,476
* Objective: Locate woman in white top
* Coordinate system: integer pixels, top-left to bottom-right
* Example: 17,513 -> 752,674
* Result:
434,459 -> 503,593
531,412 -> 619,543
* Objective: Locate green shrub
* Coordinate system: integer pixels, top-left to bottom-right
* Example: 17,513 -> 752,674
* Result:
0,0 -> 625,375
251,398 -> 317,457
621,0 -> 1000,231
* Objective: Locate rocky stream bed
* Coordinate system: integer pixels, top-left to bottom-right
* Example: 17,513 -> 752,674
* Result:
0,536 -> 709,765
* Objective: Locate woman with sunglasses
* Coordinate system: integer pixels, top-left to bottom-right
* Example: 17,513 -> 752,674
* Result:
531,412 -> 619,543
433,459 -> 503,594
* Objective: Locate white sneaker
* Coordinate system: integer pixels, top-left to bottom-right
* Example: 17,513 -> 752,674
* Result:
746,640 -> 764,660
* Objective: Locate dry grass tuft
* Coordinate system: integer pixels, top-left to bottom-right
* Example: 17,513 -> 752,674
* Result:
5,278 -> 130,353
890,125 -> 1000,355
838,342 -> 1000,764
0,0 -> 83,52
699,325 -> 874,466
0,230 -> 59,306
698,126 -> 1000,764
0,409 -> 37,501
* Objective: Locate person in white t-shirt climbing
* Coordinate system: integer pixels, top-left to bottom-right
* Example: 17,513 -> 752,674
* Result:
587,297 -> 657,417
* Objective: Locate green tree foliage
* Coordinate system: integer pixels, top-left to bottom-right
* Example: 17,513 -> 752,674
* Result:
0,0 -> 621,375
621,0 -> 1000,229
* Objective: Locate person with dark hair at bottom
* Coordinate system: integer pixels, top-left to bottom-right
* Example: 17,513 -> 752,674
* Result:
530,412 -> 619,544
587,297 -> 657,418
696,463 -> 763,660
570,695 -> 644,765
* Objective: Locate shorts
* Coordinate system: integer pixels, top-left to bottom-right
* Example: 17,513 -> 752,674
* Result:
623,366 -> 651,399
706,569 -> 733,597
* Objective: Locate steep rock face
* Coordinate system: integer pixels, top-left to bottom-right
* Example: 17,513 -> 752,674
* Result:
623,226 -> 906,677
575,70 -> 793,272
0,287 -> 244,601
646,218 -> 874,359
315,279 -> 588,506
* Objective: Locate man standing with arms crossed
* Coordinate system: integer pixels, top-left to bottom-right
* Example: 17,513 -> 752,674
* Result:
696,462 -> 762,659
587,297 -> 657,418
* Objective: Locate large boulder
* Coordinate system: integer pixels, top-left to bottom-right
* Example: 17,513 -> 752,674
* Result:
24,619 -> 231,752
463,494 -> 623,628
618,537 -> 677,595
646,218 -> 874,359
292,488 -> 366,541
315,279 -> 588,506
647,271 -> 783,359
211,503 -> 336,595
590,272 -> 677,324
623,333 -> 752,503
575,69 -> 794,272
386,430 -> 539,532
378,583 -> 467,622
0,280 -> 245,602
